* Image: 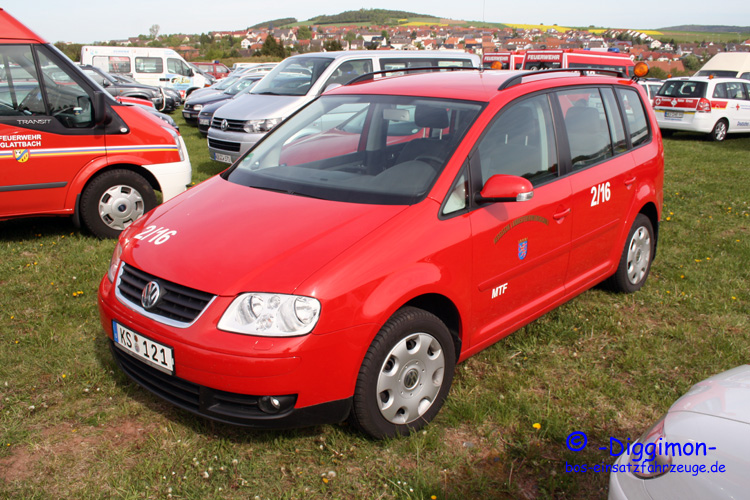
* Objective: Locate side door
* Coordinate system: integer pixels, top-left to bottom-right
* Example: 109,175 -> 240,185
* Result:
0,44 -> 105,217
468,93 -> 572,343
557,86 -> 646,291
724,81 -> 750,131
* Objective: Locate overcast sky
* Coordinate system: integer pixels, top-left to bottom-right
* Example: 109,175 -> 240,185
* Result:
8,1 -> 749,43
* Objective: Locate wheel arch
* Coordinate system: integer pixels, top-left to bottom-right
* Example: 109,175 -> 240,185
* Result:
401,293 -> 463,359
71,162 -> 161,221
638,201 -> 660,259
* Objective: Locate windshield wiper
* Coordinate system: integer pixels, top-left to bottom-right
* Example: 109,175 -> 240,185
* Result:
251,185 -> 322,199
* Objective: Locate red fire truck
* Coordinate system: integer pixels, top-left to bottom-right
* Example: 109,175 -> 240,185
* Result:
522,49 -> 635,76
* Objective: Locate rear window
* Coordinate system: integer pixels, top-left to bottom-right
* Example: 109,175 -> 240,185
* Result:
657,80 -> 707,98
695,70 -> 738,78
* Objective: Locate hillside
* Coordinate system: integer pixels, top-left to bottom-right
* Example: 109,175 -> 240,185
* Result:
660,25 -> 750,33
305,9 -> 434,26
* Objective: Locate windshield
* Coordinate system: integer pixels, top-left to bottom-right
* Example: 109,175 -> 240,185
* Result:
657,80 -> 707,98
251,57 -> 333,97
225,94 -> 483,205
695,70 -> 738,78
225,77 -> 259,96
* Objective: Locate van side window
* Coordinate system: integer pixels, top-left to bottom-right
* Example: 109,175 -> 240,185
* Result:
713,83 -> 728,99
167,58 -> 191,77
92,55 -> 131,74
322,59 -> 373,87
475,94 -> 558,186
135,57 -> 163,74
558,88 -> 613,170
616,88 -> 650,148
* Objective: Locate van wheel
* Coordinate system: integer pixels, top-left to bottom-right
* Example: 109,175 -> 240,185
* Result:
350,307 -> 455,439
710,119 -> 728,142
606,214 -> 654,293
80,169 -> 157,239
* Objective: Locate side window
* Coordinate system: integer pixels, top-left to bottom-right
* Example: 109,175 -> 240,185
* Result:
167,58 -> 190,77
0,45 -> 45,115
725,82 -> 746,100
36,49 -> 95,128
323,59 -> 373,87
0,45 -> 93,127
475,94 -> 558,186
92,55 -> 131,74
616,88 -> 650,148
135,57 -> 163,74
713,83 -> 728,99
558,88 -> 612,170
442,169 -> 469,216
600,88 -> 627,154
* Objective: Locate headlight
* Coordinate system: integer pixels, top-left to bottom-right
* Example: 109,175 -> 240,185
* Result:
217,293 -> 320,337
629,415 -> 672,479
243,118 -> 282,134
107,242 -> 123,282
193,104 -> 203,111
163,126 -> 184,160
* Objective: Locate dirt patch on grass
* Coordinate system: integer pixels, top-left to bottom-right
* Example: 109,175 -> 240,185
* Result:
0,418 -> 154,487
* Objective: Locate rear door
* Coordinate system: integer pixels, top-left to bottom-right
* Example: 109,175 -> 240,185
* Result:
0,44 -> 104,217
557,86 -> 649,290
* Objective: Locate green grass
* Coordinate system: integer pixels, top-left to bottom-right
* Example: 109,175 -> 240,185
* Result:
1,112 -> 748,499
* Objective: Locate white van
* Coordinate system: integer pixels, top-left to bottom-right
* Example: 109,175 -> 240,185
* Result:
208,50 -> 480,163
81,46 -> 212,99
695,53 -> 750,80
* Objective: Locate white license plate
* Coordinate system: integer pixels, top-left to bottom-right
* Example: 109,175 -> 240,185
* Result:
665,110 -> 683,119
113,321 -> 174,375
182,112 -> 192,119
213,152 -> 233,163
199,118 -> 210,126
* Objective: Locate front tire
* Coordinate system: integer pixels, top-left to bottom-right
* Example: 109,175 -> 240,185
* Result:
606,214 -> 654,293
80,169 -> 157,238
350,307 -> 456,439
710,119 -> 728,142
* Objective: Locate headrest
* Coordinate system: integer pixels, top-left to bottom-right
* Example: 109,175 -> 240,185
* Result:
415,105 -> 449,129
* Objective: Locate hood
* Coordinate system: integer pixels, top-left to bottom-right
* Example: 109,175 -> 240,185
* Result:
122,176 -> 406,296
212,93 -> 309,121
670,365 -> 750,424
188,93 -> 232,106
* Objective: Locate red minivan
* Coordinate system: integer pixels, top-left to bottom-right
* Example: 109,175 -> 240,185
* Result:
98,64 -> 663,438
0,9 -> 191,238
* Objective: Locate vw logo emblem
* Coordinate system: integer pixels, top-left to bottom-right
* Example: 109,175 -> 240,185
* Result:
141,281 -> 161,310
220,119 -> 229,131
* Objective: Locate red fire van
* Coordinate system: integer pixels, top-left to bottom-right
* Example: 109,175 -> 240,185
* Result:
0,9 -> 191,238
523,49 -> 635,76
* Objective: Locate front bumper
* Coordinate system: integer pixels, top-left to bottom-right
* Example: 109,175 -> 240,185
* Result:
207,128 -> 263,164
143,136 -> 192,200
98,268 -> 374,428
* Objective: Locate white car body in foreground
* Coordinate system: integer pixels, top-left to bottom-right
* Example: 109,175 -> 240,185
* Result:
609,365 -> 750,499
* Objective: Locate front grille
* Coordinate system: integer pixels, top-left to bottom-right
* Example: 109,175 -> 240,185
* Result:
117,264 -> 214,325
110,342 -> 296,425
208,137 -> 241,152
210,117 -> 245,132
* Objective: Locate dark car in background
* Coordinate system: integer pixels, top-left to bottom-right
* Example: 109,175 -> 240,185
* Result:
80,65 -> 179,112
183,75 -> 263,124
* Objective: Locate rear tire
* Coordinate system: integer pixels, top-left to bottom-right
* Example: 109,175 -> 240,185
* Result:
80,169 -> 157,239
710,119 -> 728,142
606,214 -> 654,293
350,307 -> 456,439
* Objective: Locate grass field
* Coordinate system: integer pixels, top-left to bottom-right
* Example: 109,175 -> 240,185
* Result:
1,111 -> 748,499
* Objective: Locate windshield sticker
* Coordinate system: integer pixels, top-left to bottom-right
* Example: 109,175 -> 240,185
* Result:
493,215 -> 549,244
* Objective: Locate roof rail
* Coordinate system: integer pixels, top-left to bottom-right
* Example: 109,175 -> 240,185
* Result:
345,66 -> 481,86
497,67 -> 627,91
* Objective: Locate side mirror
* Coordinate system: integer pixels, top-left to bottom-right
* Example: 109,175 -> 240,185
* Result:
475,174 -> 534,204
92,91 -> 109,125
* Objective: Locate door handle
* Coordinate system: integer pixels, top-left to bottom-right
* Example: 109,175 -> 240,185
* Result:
553,208 -> 571,220
625,176 -> 636,187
